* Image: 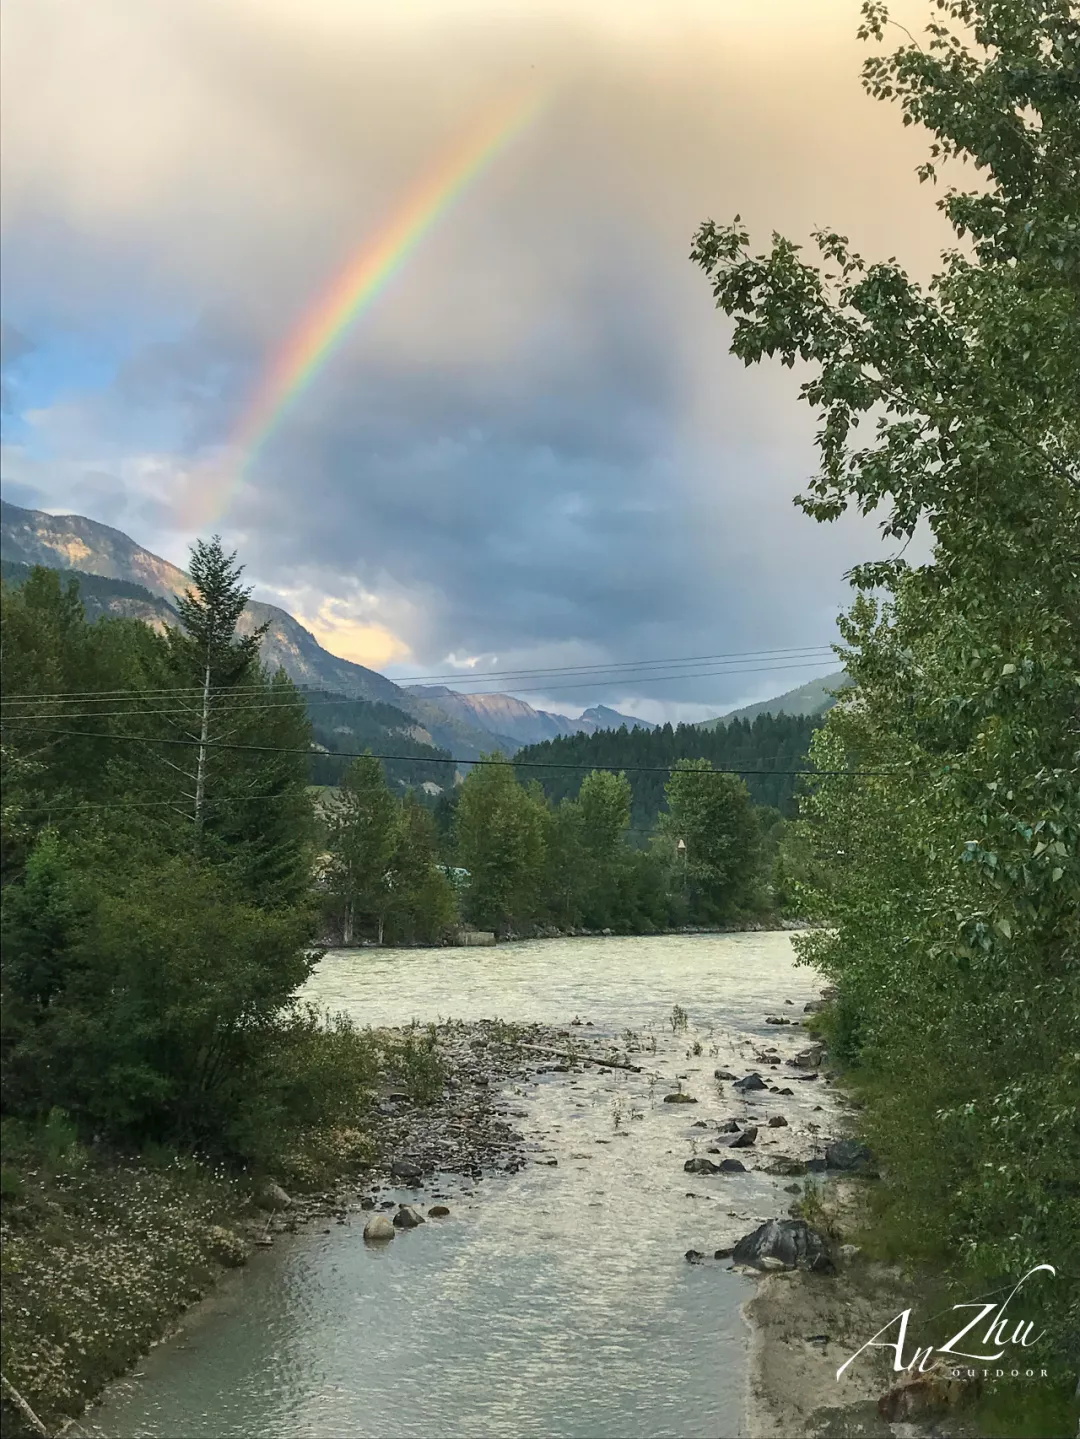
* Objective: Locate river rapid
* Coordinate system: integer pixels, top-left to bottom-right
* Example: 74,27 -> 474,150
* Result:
87,932 -> 838,1439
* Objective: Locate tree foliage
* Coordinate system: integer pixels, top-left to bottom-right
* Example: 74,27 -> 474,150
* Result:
692,0 -> 1079,1360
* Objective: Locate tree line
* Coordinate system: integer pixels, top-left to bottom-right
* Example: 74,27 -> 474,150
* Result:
513,710 -> 822,825
321,748 -> 774,944
1,548 -> 787,1165
689,0 -> 1078,1399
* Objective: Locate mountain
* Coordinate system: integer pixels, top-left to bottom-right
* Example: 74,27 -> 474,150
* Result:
0,500 -> 504,758
697,671 -> 852,729
579,704 -> 655,733
0,501 -> 655,755
402,691 -> 657,748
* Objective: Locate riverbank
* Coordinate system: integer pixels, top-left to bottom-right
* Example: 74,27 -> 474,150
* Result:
326,917 -> 817,948
0,1018 -> 564,1439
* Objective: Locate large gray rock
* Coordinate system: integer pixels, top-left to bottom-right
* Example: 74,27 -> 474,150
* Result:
765,1156 -> 808,1176
732,1218 -> 834,1273
734,1073 -> 768,1091
393,1204 -> 426,1229
363,1214 -> 396,1242
788,1045 -> 824,1069
684,1157 -> 721,1175
729,1125 -> 759,1148
717,1158 -> 747,1173
825,1139 -> 878,1174
663,1092 -> 698,1104
389,1157 -> 424,1183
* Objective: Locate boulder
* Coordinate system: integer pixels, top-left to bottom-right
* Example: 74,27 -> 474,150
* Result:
360,1196 -> 376,1210
389,1157 -> 424,1183
767,1116 -> 789,1128
685,1249 -> 706,1263
788,1045 -> 824,1069
765,1016 -> 792,1025
663,1092 -> 698,1104
717,1119 -> 741,1133
393,1204 -> 426,1229
765,1156 -> 808,1176
713,1069 -> 737,1081
729,1125 -> 759,1149
734,1073 -> 768,1091
428,1205 -> 451,1218
731,1218 -> 834,1273
803,999 -> 825,1013
363,1214 -> 396,1242
684,1157 -> 720,1175
825,1139 -> 878,1174
714,1245 -> 735,1259
718,1158 -> 747,1173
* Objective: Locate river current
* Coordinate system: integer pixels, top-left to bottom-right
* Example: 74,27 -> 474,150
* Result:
87,932 -> 833,1439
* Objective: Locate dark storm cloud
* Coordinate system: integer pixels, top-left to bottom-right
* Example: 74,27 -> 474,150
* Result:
1,0 -> 941,713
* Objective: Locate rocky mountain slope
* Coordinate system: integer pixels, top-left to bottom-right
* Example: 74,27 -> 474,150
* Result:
0,500 -> 507,757
0,501 -> 655,756
404,687 -> 655,748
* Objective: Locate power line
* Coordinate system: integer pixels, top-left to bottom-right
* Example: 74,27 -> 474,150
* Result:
0,657 -> 843,723
1,725 -> 899,777
0,644 -> 839,703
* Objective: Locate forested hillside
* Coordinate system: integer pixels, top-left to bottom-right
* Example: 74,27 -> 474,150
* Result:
514,711 -> 819,828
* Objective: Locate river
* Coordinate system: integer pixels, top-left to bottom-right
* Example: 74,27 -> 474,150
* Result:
86,931 -> 835,1439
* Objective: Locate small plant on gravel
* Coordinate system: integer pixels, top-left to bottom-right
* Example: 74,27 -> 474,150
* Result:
611,1099 -> 626,1131
689,1041 -> 703,1057
670,1005 -> 689,1034
388,1031 -> 445,1105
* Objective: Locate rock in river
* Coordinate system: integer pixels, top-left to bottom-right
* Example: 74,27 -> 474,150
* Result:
733,1073 -> 768,1091
765,1156 -> 808,1176
717,1158 -> 747,1174
713,1069 -> 737,1081
389,1157 -> 424,1183
684,1157 -> 720,1175
663,1092 -> 698,1104
393,1204 -> 426,1229
363,1215 -> 396,1242
732,1218 -> 834,1273
767,1115 -> 789,1128
787,1045 -> 824,1069
428,1205 -> 451,1218
729,1125 -> 759,1148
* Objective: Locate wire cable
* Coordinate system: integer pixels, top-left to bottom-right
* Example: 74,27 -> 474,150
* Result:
1,724 -> 900,777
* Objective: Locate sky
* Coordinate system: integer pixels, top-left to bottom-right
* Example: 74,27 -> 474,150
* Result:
0,0 -> 947,723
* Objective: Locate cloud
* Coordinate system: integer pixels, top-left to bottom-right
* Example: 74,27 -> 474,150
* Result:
1,0 -> 944,715
0,321 -> 34,411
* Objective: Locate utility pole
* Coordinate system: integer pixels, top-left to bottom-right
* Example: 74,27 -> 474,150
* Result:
192,657 -> 212,844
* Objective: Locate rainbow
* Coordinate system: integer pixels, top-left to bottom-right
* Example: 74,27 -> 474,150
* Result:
186,89 -> 547,527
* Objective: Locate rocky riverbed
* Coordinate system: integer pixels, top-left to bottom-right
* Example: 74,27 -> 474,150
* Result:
81,932 -> 955,1439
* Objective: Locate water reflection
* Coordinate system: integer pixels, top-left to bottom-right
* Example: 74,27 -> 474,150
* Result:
89,933 -> 829,1439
